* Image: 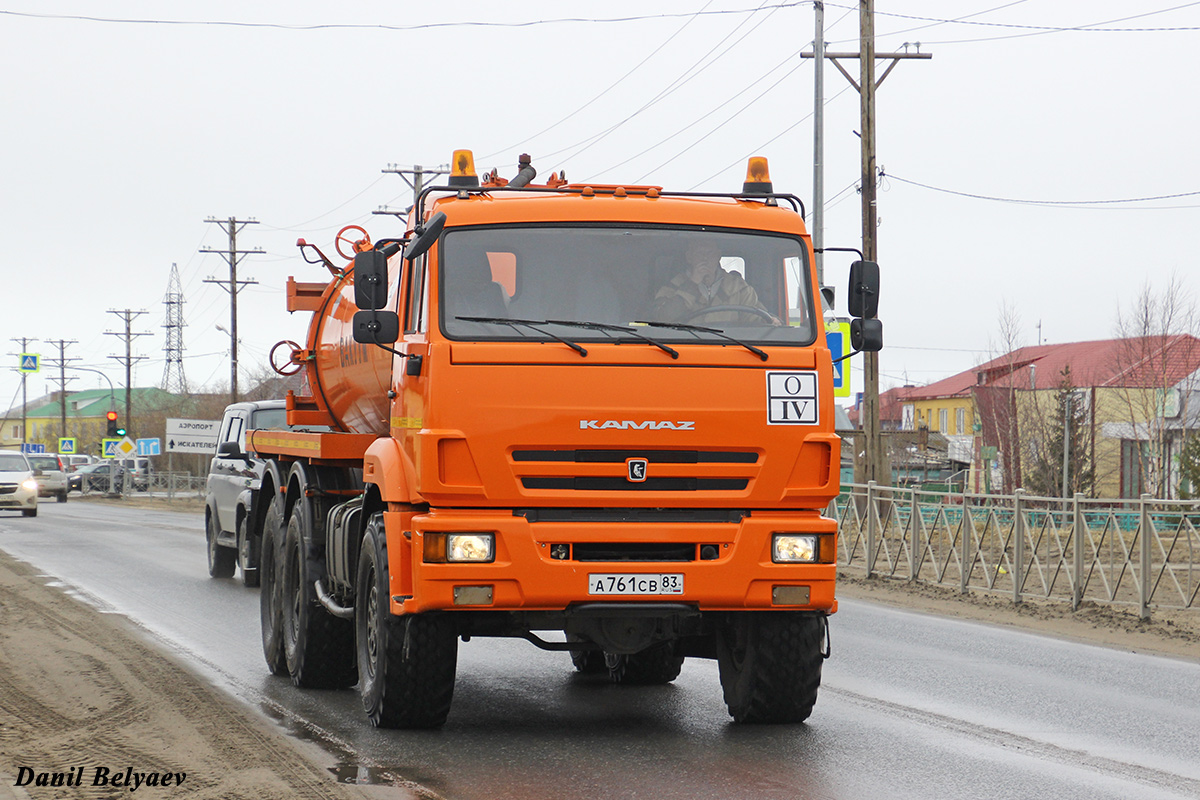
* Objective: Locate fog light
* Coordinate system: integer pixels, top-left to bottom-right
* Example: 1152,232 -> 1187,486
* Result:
773,534 -> 818,563
448,533 -> 494,563
550,543 -> 570,560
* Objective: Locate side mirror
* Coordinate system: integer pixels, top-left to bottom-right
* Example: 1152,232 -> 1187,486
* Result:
404,212 -> 447,262
851,318 -> 884,352
353,250 -> 389,311
353,309 -> 400,344
848,260 -> 880,319
217,440 -> 244,459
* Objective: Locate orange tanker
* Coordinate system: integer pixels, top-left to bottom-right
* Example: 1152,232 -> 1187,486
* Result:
240,151 -> 882,728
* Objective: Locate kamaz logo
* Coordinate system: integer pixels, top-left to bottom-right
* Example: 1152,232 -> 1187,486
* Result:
579,420 -> 696,431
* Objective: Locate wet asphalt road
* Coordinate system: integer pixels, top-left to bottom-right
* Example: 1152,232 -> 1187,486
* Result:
2,501 -> 1199,800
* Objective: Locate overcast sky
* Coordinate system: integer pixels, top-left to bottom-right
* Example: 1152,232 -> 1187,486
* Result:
3,1 -> 1199,415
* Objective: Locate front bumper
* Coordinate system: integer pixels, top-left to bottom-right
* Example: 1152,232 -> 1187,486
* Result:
384,508 -> 837,616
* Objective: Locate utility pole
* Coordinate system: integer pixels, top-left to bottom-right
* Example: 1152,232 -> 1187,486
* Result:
382,164 -> 451,212
803,0 -> 931,485
42,340 -> 78,440
106,309 -> 149,436
9,337 -> 36,446
201,217 -> 262,404
812,2 -> 826,294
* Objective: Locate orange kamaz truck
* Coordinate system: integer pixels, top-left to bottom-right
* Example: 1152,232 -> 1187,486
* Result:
240,150 -> 882,728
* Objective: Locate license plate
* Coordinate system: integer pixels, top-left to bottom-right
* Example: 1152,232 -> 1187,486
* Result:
587,573 -> 684,595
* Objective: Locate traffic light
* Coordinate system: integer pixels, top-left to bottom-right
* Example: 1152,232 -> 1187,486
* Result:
106,410 -> 118,437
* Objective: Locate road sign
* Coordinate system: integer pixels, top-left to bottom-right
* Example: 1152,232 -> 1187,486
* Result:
21,443 -> 45,454
115,437 -> 136,457
18,353 -> 40,373
825,320 -> 852,399
137,437 -> 161,456
165,418 -> 221,454
58,438 -> 77,454
102,438 -> 121,457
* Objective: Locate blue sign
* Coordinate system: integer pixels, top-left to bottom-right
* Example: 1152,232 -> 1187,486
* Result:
137,438 -> 161,456
58,438 -> 77,454
21,443 -> 46,454
18,353 -> 39,373
102,438 -> 121,458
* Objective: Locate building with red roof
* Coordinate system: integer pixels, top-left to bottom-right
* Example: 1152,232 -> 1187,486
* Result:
889,336 -> 1200,498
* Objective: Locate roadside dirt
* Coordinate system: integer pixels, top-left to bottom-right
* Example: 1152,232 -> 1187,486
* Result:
0,550 -> 407,800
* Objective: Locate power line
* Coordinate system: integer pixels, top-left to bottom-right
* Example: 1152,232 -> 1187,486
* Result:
0,5 -> 808,31
824,1 -> 1200,37
882,171 -> 1200,208
546,0 -> 783,167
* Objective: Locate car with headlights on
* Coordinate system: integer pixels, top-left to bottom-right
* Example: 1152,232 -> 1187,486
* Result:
0,452 -> 39,517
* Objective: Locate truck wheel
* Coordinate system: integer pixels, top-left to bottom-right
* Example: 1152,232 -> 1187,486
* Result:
357,515 -> 457,728
238,516 -> 260,588
568,635 -> 606,674
57,490 -> 68,503
282,503 -> 356,688
605,642 -> 685,685
716,612 -> 825,724
206,513 -> 236,579
259,493 -> 287,675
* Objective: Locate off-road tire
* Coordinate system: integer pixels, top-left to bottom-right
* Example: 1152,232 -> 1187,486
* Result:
206,513 -> 236,579
568,635 -> 606,674
238,515 -> 260,588
282,500 -> 356,689
605,642 -> 685,685
717,612 -> 825,724
357,515 -> 458,728
259,493 -> 287,675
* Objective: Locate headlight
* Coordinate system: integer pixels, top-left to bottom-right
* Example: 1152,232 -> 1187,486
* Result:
424,532 -> 495,563
448,533 -> 494,562
21,478 -> 38,492
773,533 -> 818,563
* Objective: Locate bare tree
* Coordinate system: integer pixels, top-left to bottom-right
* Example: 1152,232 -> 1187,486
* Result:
1111,275 -> 1200,498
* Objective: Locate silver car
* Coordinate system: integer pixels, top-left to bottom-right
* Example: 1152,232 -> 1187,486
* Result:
27,453 -> 69,503
0,452 -> 39,517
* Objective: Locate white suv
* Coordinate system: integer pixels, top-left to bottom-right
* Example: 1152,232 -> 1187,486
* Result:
26,453 -> 69,503
0,452 -> 39,517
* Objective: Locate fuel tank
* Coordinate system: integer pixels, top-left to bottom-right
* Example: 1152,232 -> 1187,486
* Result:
302,265 -> 393,435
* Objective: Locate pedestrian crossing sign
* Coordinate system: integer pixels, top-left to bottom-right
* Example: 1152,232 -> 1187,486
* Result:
59,438 -> 77,454
18,353 -> 40,373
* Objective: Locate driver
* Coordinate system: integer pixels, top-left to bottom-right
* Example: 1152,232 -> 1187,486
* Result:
650,241 -> 778,324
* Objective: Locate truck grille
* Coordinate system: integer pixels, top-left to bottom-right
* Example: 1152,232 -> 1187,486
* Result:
512,449 -> 757,464
514,449 -> 756,493
572,542 -> 696,562
521,476 -> 747,491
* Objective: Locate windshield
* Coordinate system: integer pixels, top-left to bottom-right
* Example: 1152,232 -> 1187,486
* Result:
439,225 -> 815,346
27,455 -> 59,470
0,453 -> 30,472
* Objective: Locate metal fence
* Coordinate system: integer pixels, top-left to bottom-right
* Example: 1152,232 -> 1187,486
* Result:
833,483 -> 1200,618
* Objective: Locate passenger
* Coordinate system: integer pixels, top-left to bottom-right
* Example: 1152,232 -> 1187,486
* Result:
650,242 -> 779,325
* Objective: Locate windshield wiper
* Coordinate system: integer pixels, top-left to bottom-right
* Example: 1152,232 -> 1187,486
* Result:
455,316 -> 587,357
545,320 -> 680,360
633,320 -> 769,361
